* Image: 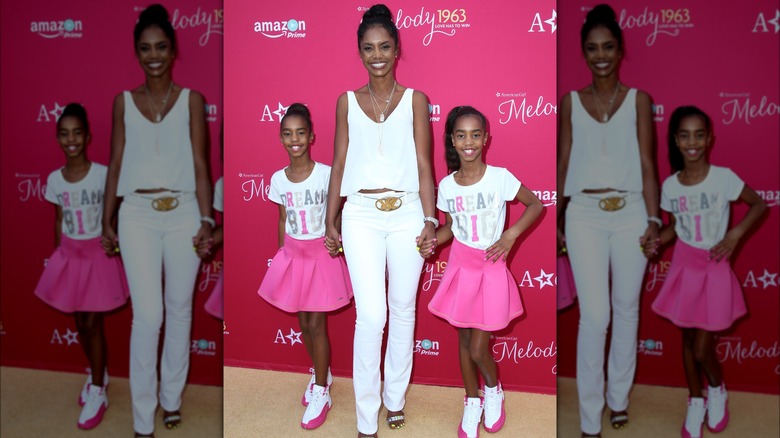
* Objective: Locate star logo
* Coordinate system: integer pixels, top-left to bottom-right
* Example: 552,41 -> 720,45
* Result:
285,328 -> 302,346
545,10 -> 557,33
49,102 -> 64,121
758,269 -> 778,289
63,328 -> 79,346
272,102 -> 288,122
769,10 -> 780,33
534,269 -> 554,289
496,92 -> 501,97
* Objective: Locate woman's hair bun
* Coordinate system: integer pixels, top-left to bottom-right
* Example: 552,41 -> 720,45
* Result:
139,4 -> 170,25
586,4 -> 617,25
363,4 -> 393,22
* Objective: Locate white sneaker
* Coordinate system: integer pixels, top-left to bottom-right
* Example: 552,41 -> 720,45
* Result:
483,382 -> 505,432
79,368 -> 109,406
302,367 -> 333,406
459,396 -> 483,438
707,384 -> 729,432
301,384 -> 331,429
681,396 -> 706,438
77,384 -> 108,430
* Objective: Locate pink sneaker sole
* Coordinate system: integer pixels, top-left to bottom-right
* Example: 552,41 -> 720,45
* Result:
483,404 -> 505,433
707,402 -> 729,433
301,383 -> 311,407
301,403 -> 330,430
458,422 -> 480,438
77,403 -> 107,430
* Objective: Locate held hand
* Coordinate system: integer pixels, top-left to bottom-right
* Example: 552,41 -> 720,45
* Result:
101,226 -> 119,257
557,227 -> 567,256
639,225 -> 660,259
417,236 -> 437,259
710,230 -> 739,263
415,223 -> 436,259
324,224 -> 343,257
485,230 -> 518,263
192,224 -> 213,259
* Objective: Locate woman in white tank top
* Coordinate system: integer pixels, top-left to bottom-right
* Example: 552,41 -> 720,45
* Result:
556,5 -> 660,437
100,5 -> 215,437
323,4 -> 436,438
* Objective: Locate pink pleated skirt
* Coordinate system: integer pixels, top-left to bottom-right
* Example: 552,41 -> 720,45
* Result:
204,270 -> 223,319
652,240 -> 747,331
428,239 -> 524,331
34,236 -> 129,313
557,255 -> 577,310
258,235 -> 353,313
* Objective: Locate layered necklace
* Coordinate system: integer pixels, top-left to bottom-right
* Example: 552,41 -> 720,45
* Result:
367,80 -> 396,155
145,81 -> 173,123
591,81 -> 620,123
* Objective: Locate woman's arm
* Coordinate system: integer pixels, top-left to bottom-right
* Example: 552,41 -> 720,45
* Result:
190,90 -> 214,257
710,184 -> 767,262
101,93 -> 126,256
412,90 -> 436,249
324,93 -> 349,256
636,90 -> 660,254
556,93 -> 572,254
485,185 -> 544,263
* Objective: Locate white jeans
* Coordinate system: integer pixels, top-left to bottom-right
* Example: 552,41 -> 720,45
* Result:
341,192 -> 425,434
565,193 -> 648,435
118,192 -> 201,434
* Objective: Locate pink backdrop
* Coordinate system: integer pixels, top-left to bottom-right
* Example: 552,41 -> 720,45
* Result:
0,1 -> 225,386
223,0 -> 558,393
556,0 -> 780,394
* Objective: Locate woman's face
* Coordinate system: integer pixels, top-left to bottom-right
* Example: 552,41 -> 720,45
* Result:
359,25 -> 398,78
583,26 -> 621,78
136,25 -> 174,78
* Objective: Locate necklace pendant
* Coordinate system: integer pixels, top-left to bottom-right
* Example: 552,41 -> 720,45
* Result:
379,114 -> 385,122
602,113 -> 608,122
155,113 -> 161,122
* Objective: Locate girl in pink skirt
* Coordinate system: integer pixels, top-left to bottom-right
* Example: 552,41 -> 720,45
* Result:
203,176 -> 223,319
258,103 -> 353,430
645,106 -> 766,438
420,106 -> 543,438
34,103 -> 130,430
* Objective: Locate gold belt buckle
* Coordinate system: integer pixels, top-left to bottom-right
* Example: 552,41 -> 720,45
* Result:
151,196 -> 179,212
375,196 -> 402,212
598,196 -> 626,212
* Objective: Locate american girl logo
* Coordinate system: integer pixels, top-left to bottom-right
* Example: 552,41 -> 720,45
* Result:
395,7 -> 465,47
30,18 -> 83,39
198,260 -> 222,292
716,337 -> 779,366
420,260 -> 446,292
518,269 -> 555,289
239,173 -> 271,202
16,173 -> 46,202
492,337 -> 556,374
742,269 -> 778,290
720,95 -> 779,125
497,94 -> 556,125
171,6 -> 223,47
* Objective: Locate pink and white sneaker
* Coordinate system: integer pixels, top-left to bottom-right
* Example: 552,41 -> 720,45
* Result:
459,396 -> 483,438
681,396 -> 706,438
301,384 -> 331,429
483,382 -> 506,433
77,384 -> 108,430
79,368 -> 109,407
707,383 -> 729,432
302,367 -> 333,407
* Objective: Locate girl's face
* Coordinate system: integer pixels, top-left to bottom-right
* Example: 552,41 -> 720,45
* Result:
136,25 -> 174,78
675,115 -> 711,166
280,115 -> 313,159
57,116 -> 90,159
583,26 -> 622,78
451,115 -> 487,165
359,26 -> 398,78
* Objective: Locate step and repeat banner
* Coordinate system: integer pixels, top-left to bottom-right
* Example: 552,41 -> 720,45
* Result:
224,0 -> 557,393
0,1 -> 225,386
557,1 -> 779,394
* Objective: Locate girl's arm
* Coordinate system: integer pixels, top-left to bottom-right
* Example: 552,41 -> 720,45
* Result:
102,93 -> 125,256
277,204 -> 286,249
419,212 -> 453,258
325,93 -> 348,256
710,184 -> 767,262
412,90 -> 436,250
54,205 -> 63,248
636,90 -> 660,254
556,93 -> 572,255
190,90 -> 214,258
643,214 -> 676,258
485,184 -> 544,263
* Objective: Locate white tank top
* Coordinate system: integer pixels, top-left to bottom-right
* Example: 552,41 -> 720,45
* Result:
564,88 -> 643,196
340,88 -> 419,196
117,88 -> 196,196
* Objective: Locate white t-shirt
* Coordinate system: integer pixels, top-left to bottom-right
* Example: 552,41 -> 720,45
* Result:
45,162 -> 107,240
661,165 -> 744,250
437,165 -> 522,250
213,176 -> 223,213
269,162 -> 330,240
